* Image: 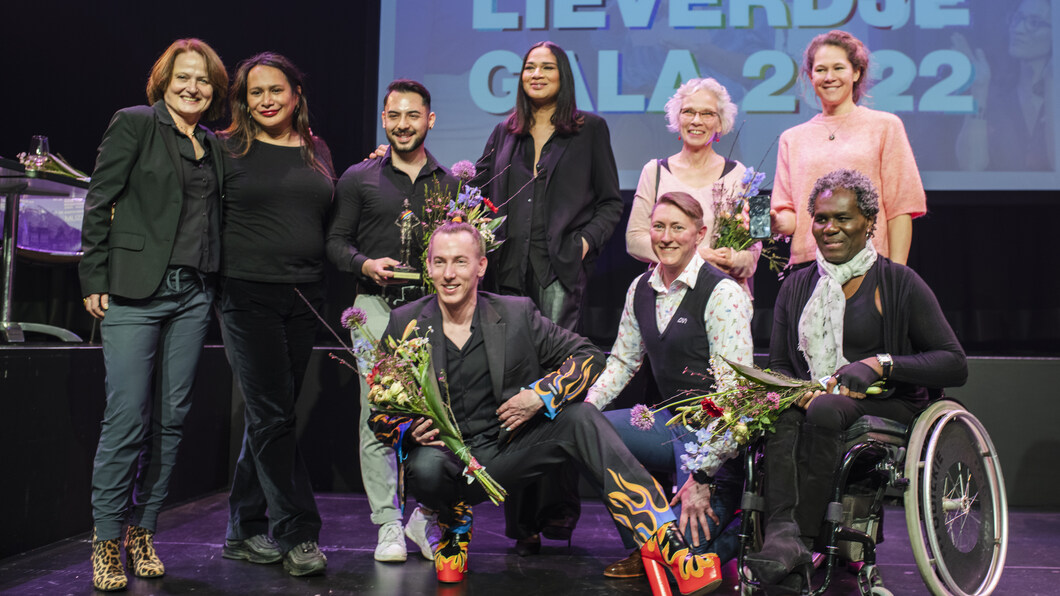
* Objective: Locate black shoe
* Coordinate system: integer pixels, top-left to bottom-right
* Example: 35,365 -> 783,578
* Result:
222,535 -> 282,565
283,541 -> 327,577
514,534 -> 541,556
540,516 -> 575,542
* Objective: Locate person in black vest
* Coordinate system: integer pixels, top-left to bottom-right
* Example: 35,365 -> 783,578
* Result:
586,191 -> 754,580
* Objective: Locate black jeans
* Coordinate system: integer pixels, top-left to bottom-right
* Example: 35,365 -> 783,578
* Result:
405,403 -> 677,545
221,278 -> 323,551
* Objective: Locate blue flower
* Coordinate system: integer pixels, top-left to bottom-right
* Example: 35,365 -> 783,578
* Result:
741,167 -> 757,186
459,186 -> 484,209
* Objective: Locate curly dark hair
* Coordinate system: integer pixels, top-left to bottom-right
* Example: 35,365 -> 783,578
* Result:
808,169 -> 880,236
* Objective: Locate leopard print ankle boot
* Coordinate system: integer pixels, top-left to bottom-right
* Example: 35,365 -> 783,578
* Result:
91,528 -> 127,591
124,525 -> 165,578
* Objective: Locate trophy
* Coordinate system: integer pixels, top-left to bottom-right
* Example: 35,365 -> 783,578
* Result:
391,199 -> 422,281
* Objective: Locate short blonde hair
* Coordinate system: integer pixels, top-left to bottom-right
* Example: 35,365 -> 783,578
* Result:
663,78 -> 737,135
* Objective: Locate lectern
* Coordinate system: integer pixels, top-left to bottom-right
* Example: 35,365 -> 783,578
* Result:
0,158 -> 87,342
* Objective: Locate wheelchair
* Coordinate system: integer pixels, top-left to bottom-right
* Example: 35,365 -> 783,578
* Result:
736,398 -> 1008,596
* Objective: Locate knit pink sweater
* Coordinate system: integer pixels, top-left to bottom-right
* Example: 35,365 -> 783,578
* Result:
772,105 -> 926,265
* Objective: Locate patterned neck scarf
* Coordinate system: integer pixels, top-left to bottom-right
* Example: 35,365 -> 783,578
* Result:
797,243 -> 877,380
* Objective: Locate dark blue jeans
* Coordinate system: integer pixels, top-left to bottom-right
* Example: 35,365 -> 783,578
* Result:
222,278 -> 322,551
604,407 -> 743,562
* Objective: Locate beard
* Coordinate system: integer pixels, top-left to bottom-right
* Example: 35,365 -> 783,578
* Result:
386,127 -> 427,154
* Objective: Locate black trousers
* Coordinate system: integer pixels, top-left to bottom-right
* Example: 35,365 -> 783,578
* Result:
221,278 -> 323,551
405,402 -> 677,544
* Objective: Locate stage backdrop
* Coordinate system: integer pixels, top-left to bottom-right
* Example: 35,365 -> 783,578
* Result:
378,0 -> 1058,191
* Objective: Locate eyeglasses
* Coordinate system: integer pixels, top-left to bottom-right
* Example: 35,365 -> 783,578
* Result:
679,109 -> 719,121
1010,12 -> 1050,32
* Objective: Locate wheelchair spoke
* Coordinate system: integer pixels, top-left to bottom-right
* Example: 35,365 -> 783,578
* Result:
941,461 -> 982,552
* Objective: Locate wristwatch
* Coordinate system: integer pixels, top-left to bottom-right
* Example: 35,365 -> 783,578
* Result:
875,353 -> 894,381
692,470 -> 714,486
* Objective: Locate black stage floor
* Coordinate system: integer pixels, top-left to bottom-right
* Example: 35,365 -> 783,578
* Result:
1,492 -> 1056,595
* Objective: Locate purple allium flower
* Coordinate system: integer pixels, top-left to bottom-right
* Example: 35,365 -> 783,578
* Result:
452,160 -> 476,181
341,306 -> 367,329
630,404 -> 655,431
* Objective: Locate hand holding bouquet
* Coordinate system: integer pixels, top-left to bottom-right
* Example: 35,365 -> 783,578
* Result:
342,307 -> 507,504
631,358 -> 881,474
711,167 -> 787,273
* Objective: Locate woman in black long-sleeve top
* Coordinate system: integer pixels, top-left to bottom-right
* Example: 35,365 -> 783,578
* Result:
79,38 -> 228,592
746,169 -> 967,589
218,53 -> 334,578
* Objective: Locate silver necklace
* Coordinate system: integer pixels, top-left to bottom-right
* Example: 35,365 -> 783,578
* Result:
821,111 -> 853,141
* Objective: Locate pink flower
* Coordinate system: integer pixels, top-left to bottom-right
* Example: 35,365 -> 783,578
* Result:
451,160 -> 476,181
766,391 -> 781,408
630,404 -> 655,431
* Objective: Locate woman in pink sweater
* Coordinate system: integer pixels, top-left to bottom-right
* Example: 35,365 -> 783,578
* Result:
771,30 -> 926,266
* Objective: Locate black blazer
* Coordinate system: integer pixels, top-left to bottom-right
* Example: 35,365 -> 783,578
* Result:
381,292 -> 604,442
473,112 -> 623,290
79,101 -> 224,299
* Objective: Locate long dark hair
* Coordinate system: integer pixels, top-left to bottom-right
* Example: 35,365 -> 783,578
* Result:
506,41 -> 583,136
223,52 -> 331,178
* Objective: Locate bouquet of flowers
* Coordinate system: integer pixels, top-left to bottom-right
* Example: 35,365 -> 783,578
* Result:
631,358 -> 881,473
419,160 -> 506,289
711,167 -> 787,273
341,306 -> 508,505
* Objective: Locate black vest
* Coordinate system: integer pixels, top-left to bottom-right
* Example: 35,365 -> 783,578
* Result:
633,263 -> 731,400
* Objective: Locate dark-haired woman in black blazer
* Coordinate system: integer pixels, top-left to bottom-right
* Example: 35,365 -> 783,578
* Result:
471,40 -> 624,555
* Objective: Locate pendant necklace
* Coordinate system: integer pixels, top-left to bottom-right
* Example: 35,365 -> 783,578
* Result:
821,111 -> 854,141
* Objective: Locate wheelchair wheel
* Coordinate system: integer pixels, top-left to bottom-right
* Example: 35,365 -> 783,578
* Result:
904,400 -> 1008,596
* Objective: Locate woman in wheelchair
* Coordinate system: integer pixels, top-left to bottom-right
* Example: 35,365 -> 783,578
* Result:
745,169 -> 967,588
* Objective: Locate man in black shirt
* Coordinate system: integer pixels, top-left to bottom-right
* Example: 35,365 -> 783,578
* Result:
326,79 -> 457,563
369,222 -> 723,592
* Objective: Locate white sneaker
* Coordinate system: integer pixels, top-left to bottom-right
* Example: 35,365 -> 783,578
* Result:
374,521 -> 407,562
404,506 -> 440,560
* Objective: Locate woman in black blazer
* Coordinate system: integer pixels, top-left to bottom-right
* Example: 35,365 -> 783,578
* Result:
78,38 -> 227,592
472,40 -> 623,332
471,40 -> 623,556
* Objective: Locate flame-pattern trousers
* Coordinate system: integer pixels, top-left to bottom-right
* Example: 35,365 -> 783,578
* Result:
404,401 -> 677,543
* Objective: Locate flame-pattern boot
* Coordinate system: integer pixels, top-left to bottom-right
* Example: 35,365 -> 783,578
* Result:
640,522 -> 722,596
434,503 -> 473,583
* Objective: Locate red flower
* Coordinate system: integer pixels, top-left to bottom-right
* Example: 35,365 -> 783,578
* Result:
484,197 -> 498,213
701,398 -> 724,417
367,363 -> 380,387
